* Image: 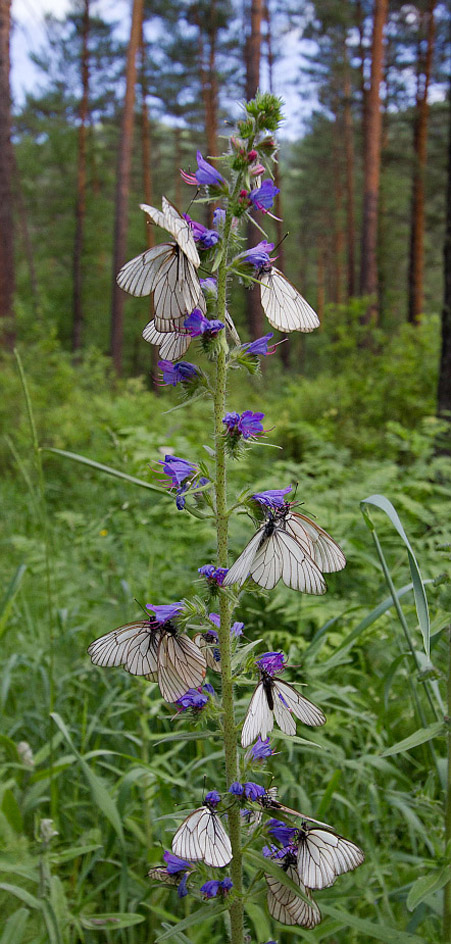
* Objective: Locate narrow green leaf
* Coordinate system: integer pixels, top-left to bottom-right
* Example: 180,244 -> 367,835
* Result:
80,912 -> 146,929
0,882 -> 43,911
231,637 -> 263,670
381,721 -> 445,757
245,849 -> 311,904
0,565 -> 27,640
156,901 -> 228,940
360,494 -> 430,657
321,904 -> 425,942
1,790 -> 23,833
44,448 -> 166,494
407,865 -> 451,911
0,907 -> 29,944
51,712 -> 124,845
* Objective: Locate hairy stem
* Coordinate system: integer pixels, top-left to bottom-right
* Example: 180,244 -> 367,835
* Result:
214,192 -> 244,943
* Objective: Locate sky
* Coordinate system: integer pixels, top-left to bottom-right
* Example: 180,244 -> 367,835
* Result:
10,0 -> 314,140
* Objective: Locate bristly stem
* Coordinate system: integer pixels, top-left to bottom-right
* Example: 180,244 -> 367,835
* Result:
214,186 -> 244,943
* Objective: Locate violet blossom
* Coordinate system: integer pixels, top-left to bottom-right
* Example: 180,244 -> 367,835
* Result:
247,736 -> 274,761
208,612 -> 244,637
243,781 -> 266,801
163,851 -> 193,874
240,333 -> 276,356
181,151 -> 225,187
183,214 -> 220,248
201,878 -> 233,899
251,487 -> 292,509
256,651 -> 286,676
267,819 -> 298,846
146,602 -> 184,623
223,411 -> 265,442
184,309 -> 224,339
241,241 -> 274,269
204,790 -> 221,807
158,360 -> 199,387
158,455 -> 209,510
229,782 -> 244,796
198,564 -> 228,586
248,180 -> 280,211
175,687 -> 210,711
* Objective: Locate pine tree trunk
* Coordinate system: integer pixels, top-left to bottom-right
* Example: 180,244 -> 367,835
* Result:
437,84 -> 451,422
333,116 -> 344,304
72,0 -> 90,352
0,0 -> 15,348
317,237 -> 325,326
343,64 -> 356,298
193,1 -> 218,159
408,0 -> 436,325
13,158 -> 40,320
359,0 -> 388,324
110,0 -> 144,374
139,28 -> 158,385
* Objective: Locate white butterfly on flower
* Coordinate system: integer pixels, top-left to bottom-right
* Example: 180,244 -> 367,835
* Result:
87,603 -> 206,704
238,241 -> 320,334
172,791 -> 232,868
241,653 -> 325,748
296,820 -> 365,890
116,197 -> 202,321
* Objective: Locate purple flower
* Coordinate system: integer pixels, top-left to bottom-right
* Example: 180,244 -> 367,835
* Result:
181,151 -> 225,187
203,683 -> 216,695
200,276 -> 217,295
159,456 -> 195,487
262,843 -> 285,859
205,790 -> 221,807
223,412 -> 240,432
256,651 -> 286,676
267,819 -> 298,846
238,411 -> 265,439
158,360 -> 199,387
247,736 -> 273,761
184,309 -> 224,338
183,214 -> 220,248
251,487 -> 292,509
198,565 -> 228,586
241,333 -> 276,357
208,612 -> 244,637
146,602 -> 184,623
176,688 -> 209,711
213,208 -> 226,227
248,180 -> 280,211
163,851 -> 193,874
229,781 -> 244,796
201,878 -> 233,899
177,872 -> 189,897
243,782 -> 266,801
242,241 -> 274,269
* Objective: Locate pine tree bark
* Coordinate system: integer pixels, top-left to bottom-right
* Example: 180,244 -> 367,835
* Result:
13,158 -> 40,320
408,0 -> 436,325
0,0 -> 15,348
437,83 -> 451,422
359,0 -> 388,324
72,0 -> 90,352
193,1 -> 218,159
110,0 -> 144,374
139,26 -> 158,383
343,64 -> 356,298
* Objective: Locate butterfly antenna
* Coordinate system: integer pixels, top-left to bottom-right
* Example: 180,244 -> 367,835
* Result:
274,232 -> 290,253
134,598 -> 150,617
186,189 -> 200,214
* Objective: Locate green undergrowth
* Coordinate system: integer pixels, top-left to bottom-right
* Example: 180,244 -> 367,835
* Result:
1,315 -> 450,942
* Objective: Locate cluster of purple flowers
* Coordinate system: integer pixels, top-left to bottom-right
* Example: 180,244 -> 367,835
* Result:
223,411 -> 265,442
208,612 -> 244,637
245,735 -> 274,761
229,781 -> 266,801
161,851 -> 193,898
184,309 -> 224,339
200,877 -> 233,899
198,564 -> 228,586
183,213 -> 220,249
158,455 -> 209,510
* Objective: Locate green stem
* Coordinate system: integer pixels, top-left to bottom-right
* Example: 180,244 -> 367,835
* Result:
213,187 -> 244,944
444,628 -> 451,938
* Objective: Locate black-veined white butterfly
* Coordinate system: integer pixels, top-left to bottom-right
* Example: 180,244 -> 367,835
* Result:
275,503 -> 346,573
147,867 -> 179,886
241,669 -> 326,748
258,265 -> 320,333
172,794 -> 232,868
241,785 -> 278,834
296,821 -> 364,890
87,619 -> 206,704
142,321 -> 192,361
266,853 -> 321,928
116,199 -> 202,320
223,510 -> 327,593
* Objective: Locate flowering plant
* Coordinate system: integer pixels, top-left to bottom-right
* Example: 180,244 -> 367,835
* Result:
88,93 -> 364,942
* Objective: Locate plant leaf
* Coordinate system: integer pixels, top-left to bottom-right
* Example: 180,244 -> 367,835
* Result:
44,448 -> 166,494
407,865 -> 451,911
381,721 -> 445,757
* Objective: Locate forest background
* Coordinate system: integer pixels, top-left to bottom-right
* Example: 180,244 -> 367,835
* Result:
1,0 -> 451,942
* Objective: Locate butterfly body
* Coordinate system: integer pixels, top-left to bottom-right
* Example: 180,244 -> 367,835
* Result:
258,265 -> 320,334
296,820 -> 365,890
266,854 -> 321,928
241,670 -> 326,747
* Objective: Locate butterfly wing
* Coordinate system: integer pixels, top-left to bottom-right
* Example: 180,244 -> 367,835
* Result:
241,681 -> 274,747
222,526 -> 268,587
161,197 -> 200,267
142,321 -> 192,360
152,250 -> 202,321
193,633 -> 221,672
284,513 -> 346,573
117,244 -> 177,297
157,632 -> 206,703
251,528 -> 326,593
125,626 -> 161,678
147,867 -> 178,885
297,827 -> 364,890
266,865 -> 321,928
272,678 -> 326,730
88,621 -> 149,669
259,268 -> 320,333
172,807 -> 232,868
